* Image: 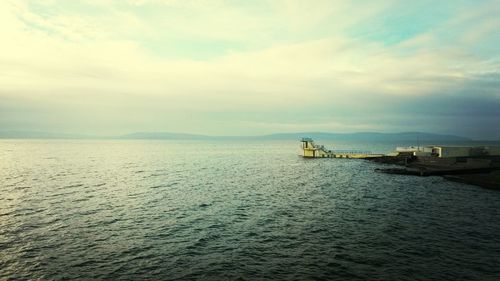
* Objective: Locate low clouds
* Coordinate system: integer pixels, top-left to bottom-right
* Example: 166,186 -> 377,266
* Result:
0,0 -> 499,138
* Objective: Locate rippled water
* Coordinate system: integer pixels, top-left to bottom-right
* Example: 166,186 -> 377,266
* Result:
1,140 -> 499,280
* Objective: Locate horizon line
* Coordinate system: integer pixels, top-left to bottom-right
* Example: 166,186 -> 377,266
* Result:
0,130 -> 492,141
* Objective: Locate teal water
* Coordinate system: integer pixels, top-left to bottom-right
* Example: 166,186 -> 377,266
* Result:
1,140 -> 499,280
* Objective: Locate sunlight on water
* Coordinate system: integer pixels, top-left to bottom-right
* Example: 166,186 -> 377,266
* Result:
1,140 -> 499,280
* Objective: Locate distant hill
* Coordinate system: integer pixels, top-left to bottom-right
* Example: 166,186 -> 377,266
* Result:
0,131 -> 96,139
259,132 -> 471,141
119,131 -> 470,141
0,130 -> 471,141
119,132 -> 214,140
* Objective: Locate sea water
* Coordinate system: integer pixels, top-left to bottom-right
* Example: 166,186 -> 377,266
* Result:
1,140 -> 499,280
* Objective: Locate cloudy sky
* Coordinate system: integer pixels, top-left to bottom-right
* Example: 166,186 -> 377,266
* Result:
0,0 -> 499,139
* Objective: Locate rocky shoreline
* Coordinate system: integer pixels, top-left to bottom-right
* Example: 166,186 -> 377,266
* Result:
370,155 -> 500,190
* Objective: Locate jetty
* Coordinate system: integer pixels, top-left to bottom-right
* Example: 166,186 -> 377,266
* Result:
300,138 -> 500,189
300,138 -> 384,159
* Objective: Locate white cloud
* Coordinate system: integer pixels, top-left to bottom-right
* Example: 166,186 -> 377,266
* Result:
0,0 -> 499,136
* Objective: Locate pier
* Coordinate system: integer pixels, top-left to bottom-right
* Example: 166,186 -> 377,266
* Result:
300,138 -> 384,159
299,138 -> 500,189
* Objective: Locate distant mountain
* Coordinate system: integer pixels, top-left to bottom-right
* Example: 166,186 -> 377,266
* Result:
0,131 -> 97,139
119,132 -> 215,140
118,131 -> 470,141
259,132 -> 471,141
0,130 -> 471,141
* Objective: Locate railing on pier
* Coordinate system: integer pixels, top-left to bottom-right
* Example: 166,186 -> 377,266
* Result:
332,149 -> 372,154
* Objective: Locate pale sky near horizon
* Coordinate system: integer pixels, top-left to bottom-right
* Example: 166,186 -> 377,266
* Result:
0,0 -> 499,139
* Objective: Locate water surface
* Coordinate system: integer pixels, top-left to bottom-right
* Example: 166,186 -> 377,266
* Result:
1,140 -> 499,280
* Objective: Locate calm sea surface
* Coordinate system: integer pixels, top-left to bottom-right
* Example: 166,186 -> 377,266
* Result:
1,140 -> 499,280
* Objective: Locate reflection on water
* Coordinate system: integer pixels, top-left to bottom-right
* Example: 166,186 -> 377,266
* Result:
1,140 -> 499,280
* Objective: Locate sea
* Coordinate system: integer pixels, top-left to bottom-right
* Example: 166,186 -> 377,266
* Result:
1,139 -> 499,281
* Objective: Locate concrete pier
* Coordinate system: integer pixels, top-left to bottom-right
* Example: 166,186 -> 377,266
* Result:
299,138 -> 500,189
300,138 -> 383,159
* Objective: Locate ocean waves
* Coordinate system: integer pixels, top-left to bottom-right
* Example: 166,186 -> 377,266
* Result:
1,140 -> 500,280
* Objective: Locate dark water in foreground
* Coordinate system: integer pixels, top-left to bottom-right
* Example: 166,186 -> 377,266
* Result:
1,140 -> 499,280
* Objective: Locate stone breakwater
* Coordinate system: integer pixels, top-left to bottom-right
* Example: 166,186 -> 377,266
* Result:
371,155 -> 500,189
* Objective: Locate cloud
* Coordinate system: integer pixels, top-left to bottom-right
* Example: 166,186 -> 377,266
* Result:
0,0 -> 499,138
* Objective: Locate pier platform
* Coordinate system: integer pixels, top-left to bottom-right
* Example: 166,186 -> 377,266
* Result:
300,138 -> 383,159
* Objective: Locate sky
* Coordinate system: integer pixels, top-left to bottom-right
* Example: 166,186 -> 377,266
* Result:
0,0 -> 499,139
